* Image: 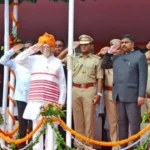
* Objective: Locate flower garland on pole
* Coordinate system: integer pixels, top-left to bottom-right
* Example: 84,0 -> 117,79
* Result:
1,35 -> 21,51
39,104 -> 75,150
7,0 -> 20,132
0,0 -> 70,4
1,105 -> 150,149
0,0 -> 95,4
9,104 -> 76,150
133,110 -> 150,150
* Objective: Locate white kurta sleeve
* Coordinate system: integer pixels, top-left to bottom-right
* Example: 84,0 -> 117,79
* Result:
15,47 -> 36,70
58,62 -> 66,105
0,48 -> 16,69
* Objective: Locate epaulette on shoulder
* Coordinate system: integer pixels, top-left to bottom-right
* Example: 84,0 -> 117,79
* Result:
75,53 -> 80,56
92,54 -> 101,60
73,53 -> 80,57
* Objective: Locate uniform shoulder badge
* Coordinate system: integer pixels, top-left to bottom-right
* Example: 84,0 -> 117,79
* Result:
75,53 -> 80,57
92,54 -> 101,60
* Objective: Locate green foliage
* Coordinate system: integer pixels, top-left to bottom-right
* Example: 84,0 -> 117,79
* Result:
7,104 -> 74,150
40,104 -> 75,149
0,0 -> 70,4
48,120 -> 75,150
0,46 -> 4,51
0,0 -> 36,4
9,134 -> 19,150
40,104 -> 65,117
134,110 -> 150,150
27,122 -> 47,150
133,135 -> 150,150
0,113 -> 4,125
142,111 -> 150,123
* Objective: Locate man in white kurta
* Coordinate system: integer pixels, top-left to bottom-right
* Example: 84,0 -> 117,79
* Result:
0,44 -> 31,148
15,33 -> 66,150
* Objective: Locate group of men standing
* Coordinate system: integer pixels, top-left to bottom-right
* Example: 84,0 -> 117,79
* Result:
0,33 -> 149,150
58,34 -> 148,150
101,34 -> 147,150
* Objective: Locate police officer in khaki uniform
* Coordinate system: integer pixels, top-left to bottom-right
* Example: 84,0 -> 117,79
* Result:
105,39 -> 121,150
72,35 -> 103,150
97,39 -> 121,150
104,69 -> 118,147
141,50 -> 150,116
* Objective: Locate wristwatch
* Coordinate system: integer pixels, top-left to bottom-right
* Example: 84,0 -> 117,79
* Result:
97,92 -> 102,97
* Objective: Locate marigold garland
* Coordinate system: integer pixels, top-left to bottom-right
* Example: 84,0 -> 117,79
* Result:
0,117 -> 150,147
5,124 -> 19,137
0,117 -> 45,145
0,105 -> 150,149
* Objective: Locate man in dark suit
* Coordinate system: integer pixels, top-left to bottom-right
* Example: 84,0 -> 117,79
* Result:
101,34 -> 148,148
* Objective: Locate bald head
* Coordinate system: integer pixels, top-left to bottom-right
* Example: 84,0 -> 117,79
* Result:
110,39 -> 121,46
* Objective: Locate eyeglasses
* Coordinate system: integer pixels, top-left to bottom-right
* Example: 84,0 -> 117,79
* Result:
55,45 -> 63,48
43,46 -> 50,49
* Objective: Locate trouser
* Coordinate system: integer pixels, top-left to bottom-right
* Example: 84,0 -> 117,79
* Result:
140,97 -> 150,145
32,119 -> 58,150
72,86 -> 96,150
16,101 -> 28,148
116,98 -> 141,148
104,91 -> 118,150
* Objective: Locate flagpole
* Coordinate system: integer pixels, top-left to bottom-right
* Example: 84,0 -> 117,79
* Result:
8,0 -> 19,131
66,0 -> 74,147
0,0 -> 9,146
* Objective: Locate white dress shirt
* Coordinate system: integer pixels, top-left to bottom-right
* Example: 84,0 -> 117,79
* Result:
0,49 -> 31,102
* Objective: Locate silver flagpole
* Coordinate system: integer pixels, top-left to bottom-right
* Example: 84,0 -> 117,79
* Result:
8,0 -> 19,132
0,0 -> 10,146
66,0 -> 74,147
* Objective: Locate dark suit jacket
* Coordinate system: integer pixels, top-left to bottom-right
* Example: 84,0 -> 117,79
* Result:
101,50 -> 148,102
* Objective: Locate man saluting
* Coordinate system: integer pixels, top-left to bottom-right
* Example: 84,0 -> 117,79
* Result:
101,34 -> 147,148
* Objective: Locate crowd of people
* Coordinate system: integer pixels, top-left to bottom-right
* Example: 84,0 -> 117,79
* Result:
0,33 -> 149,150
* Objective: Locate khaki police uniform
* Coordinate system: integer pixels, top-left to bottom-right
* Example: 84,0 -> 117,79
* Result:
141,64 -> 150,116
141,51 -> 150,116
72,35 -> 103,150
140,63 -> 150,144
104,69 -> 118,150
73,53 -> 103,149
140,51 -> 150,144
104,39 -> 120,150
